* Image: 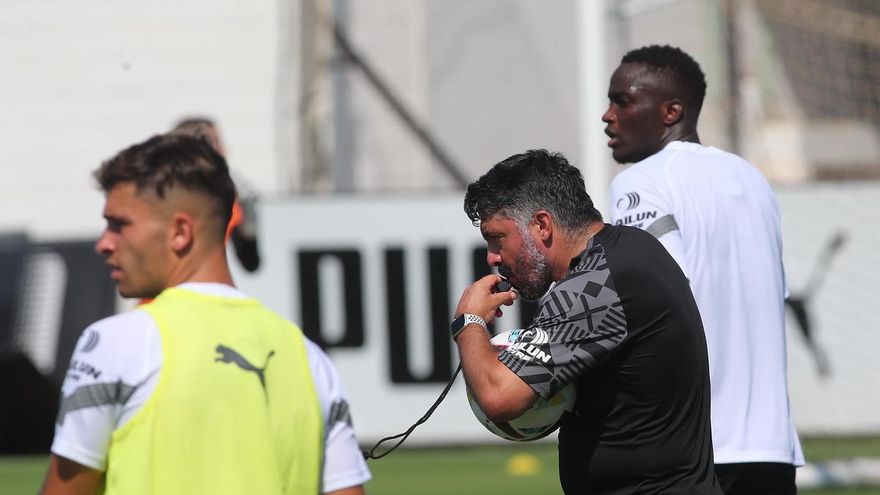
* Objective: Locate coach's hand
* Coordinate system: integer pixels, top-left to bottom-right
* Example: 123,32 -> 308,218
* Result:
455,274 -> 518,323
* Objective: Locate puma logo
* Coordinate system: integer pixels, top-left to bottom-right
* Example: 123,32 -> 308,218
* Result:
214,344 -> 276,394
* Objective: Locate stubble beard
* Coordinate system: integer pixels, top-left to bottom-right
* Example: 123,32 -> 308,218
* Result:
507,234 -> 553,302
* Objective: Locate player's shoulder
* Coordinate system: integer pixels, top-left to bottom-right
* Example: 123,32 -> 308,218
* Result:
612,155 -> 660,182
302,338 -> 339,381
65,309 -> 160,385
85,308 -> 157,343
684,143 -> 764,175
301,337 -> 350,402
655,142 -> 770,185
610,148 -> 673,192
725,150 -> 773,185
698,146 -> 778,198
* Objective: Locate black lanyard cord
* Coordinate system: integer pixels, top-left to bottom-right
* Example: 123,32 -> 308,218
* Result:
361,363 -> 462,460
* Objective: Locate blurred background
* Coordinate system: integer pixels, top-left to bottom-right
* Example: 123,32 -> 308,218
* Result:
1,0 -> 878,493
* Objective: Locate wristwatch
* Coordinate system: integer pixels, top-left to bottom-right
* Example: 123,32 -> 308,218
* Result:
450,313 -> 487,340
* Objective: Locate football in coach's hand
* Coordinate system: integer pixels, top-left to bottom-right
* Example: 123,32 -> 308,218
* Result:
467,329 -> 576,441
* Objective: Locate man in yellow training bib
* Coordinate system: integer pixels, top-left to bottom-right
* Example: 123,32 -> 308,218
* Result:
40,134 -> 370,495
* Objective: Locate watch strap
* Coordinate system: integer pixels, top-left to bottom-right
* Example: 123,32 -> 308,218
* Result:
450,313 -> 487,340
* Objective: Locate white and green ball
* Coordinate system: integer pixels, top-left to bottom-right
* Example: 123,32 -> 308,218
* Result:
467,329 -> 577,441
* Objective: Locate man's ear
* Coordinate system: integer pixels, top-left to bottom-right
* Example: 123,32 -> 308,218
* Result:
662,99 -> 684,126
533,210 -> 554,243
170,212 -> 195,255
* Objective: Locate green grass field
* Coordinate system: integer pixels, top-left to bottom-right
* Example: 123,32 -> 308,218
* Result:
4,437 -> 880,494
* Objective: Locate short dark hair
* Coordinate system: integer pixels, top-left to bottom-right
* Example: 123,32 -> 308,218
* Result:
622,45 -> 707,111
169,117 -> 221,152
94,134 -> 236,236
464,149 -> 602,233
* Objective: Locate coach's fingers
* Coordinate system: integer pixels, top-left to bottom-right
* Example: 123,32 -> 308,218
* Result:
476,273 -> 505,291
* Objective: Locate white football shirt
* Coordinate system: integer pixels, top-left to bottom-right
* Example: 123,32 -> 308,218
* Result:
51,283 -> 371,493
610,141 -> 804,466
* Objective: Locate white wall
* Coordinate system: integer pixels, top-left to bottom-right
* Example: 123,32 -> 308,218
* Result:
0,0 -> 281,240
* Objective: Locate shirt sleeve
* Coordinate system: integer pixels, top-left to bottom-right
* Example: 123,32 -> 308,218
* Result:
610,167 -> 689,277
498,246 -> 628,400
304,339 -> 371,493
50,310 -> 159,471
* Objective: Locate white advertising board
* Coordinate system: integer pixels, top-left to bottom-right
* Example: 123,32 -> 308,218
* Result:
232,194 -> 528,445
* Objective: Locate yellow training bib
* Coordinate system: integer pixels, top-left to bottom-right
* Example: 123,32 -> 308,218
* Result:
105,287 -> 323,495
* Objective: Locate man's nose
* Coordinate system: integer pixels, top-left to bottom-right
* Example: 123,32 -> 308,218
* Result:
95,232 -> 113,255
486,251 -> 502,267
602,106 -> 615,123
